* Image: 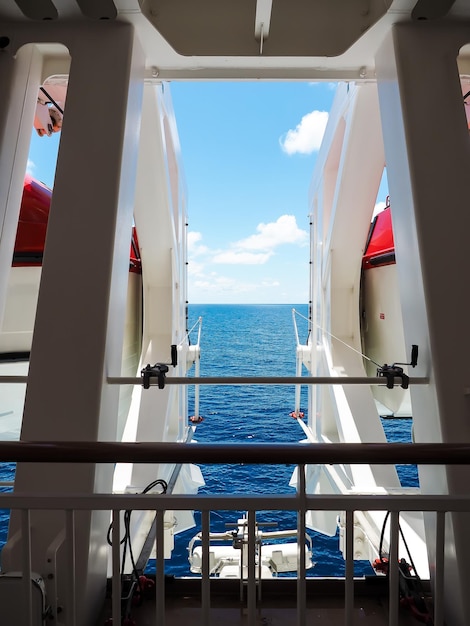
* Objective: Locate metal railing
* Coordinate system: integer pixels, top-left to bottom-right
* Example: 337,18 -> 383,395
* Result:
0,375 -> 430,386
0,442 -> 469,626
0,440 -> 466,464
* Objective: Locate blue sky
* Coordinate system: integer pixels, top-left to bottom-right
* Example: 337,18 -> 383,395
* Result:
27,82 -> 387,305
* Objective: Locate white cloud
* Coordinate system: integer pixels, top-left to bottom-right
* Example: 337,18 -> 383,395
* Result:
280,110 -> 329,155
192,273 -> 256,295
187,231 -> 202,247
187,231 -> 209,256
26,159 -> 36,174
212,250 -> 273,265
193,275 -> 235,291
186,225 -> 307,301
187,216 -> 307,275
187,260 -> 205,276
235,215 -> 308,251
190,271 -> 285,300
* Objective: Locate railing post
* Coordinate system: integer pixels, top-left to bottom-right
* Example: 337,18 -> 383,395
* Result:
389,511 -> 399,626
345,509 -> 354,626
65,510 -> 76,626
297,463 -> 307,626
111,510 -> 121,626
434,511 -> 445,626
156,510 -> 165,625
247,509 -> 256,626
21,509 -> 32,626
201,510 -> 211,625
239,518 -> 244,603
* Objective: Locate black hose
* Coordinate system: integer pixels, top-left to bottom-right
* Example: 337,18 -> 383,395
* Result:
39,86 -> 64,115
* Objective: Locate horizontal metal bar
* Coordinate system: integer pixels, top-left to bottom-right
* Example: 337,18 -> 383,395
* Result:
1,492 -> 470,512
107,375 -> 429,386
0,374 -> 430,386
0,441 -> 468,464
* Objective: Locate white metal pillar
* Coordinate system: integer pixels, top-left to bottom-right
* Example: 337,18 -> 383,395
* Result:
0,44 -> 43,326
321,84 -> 401,488
376,21 -> 470,626
1,22 -> 144,626
128,83 -> 178,489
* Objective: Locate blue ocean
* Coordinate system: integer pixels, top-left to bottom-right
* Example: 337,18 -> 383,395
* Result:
162,303 -> 418,578
0,303 -> 418,577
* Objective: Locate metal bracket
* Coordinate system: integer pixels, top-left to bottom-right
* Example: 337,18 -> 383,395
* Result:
141,363 -> 169,389
376,345 -> 418,390
377,364 -> 409,390
140,345 -> 178,389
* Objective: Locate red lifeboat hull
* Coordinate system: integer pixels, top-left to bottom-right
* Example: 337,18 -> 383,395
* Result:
13,175 -> 141,271
12,175 -> 51,266
362,203 -> 395,270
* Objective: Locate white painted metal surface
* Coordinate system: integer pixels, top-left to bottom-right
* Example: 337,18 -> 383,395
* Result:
300,83 -> 423,573
188,516 -> 313,578
375,24 -> 470,626
361,263 -> 412,417
0,2 -> 469,626
0,19 -> 197,626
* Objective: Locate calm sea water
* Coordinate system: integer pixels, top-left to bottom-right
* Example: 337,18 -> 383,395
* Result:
161,304 -> 418,577
0,303 -> 418,577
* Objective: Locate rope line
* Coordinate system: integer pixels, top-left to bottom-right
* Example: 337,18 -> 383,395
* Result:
292,308 -> 381,368
178,316 -> 202,347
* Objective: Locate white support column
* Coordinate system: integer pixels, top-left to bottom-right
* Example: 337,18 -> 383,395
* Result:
2,23 -> 145,626
310,83 -> 400,489
376,21 -> 470,626
0,44 -> 42,326
128,83 -> 178,490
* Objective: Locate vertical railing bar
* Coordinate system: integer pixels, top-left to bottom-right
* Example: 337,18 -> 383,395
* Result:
434,511 -> 445,626
201,509 -> 211,626
247,509 -> 256,626
239,513 -> 244,603
4,462 -> 470,626
258,534 -> 262,603
111,510 -> 121,626
297,463 -> 306,626
389,511 -> 399,626
345,509 -> 354,626
156,509 -> 165,626
21,509 -> 33,626
65,510 -> 76,626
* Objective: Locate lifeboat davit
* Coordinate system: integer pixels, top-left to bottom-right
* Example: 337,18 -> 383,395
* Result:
1,175 -> 142,358
361,199 -> 411,417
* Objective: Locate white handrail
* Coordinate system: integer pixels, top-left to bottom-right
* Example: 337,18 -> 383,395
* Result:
0,491 -> 457,626
108,375 -> 429,386
0,492 -> 469,511
0,375 -> 430,385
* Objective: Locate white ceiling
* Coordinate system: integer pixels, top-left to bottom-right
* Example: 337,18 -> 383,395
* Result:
1,0 -> 470,80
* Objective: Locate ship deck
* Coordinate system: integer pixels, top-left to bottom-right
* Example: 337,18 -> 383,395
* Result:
97,577 -> 432,625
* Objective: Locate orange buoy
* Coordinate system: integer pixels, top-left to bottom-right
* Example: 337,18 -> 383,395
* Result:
189,415 -> 204,423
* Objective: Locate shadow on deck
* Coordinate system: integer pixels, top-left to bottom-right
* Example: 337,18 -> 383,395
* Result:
98,577 -> 432,625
